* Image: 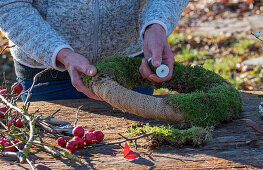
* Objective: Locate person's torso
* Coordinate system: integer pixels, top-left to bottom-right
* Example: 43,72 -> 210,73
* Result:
32,0 -> 145,64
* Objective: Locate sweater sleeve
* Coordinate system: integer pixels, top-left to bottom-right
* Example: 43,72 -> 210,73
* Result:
0,0 -> 73,71
139,0 -> 189,40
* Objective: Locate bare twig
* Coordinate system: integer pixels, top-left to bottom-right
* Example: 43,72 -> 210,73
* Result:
0,95 -> 22,113
2,141 -> 23,150
23,67 -> 53,107
242,119 -> 263,134
0,120 -> 7,130
118,133 -> 128,140
0,151 -> 25,163
3,72 -> 7,93
36,121 -> 58,137
33,140 -> 80,162
251,32 -> 263,42
31,109 -> 40,116
74,105 -> 83,127
49,109 -> 61,118
26,158 -> 35,170
0,45 -> 16,55
92,132 -> 154,147
15,82 -> 50,101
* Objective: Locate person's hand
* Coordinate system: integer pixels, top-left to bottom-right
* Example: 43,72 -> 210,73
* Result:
140,24 -> 174,83
56,48 -> 102,100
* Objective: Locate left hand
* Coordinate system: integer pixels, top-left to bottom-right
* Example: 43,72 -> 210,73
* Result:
140,24 -> 174,83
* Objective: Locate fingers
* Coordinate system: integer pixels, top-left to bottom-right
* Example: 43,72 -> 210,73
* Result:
141,44 -> 174,83
150,46 -> 174,83
58,51 -> 102,101
151,45 -> 163,67
67,58 -> 102,100
70,69 -> 103,101
140,58 -> 170,83
139,58 -> 152,79
77,64 -> 97,77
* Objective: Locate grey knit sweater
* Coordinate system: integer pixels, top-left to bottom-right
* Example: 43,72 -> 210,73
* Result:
0,0 -> 188,72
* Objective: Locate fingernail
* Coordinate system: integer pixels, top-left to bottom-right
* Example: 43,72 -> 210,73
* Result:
153,60 -> 161,66
89,68 -> 95,75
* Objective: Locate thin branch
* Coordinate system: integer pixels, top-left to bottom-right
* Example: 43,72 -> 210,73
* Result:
23,67 -> 53,107
74,105 -> 83,127
1,141 -> 23,150
0,95 -> 22,113
33,140 -> 80,162
31,109 -> 39,116
91,132 -> 154,147
15,82 -> 50,101
0,45 -> 16,55
251,32 -> 263,42
0,151 -> 26,163
26,158 -> 35,170
49,109 -> 61,118
118,133 -> 128,140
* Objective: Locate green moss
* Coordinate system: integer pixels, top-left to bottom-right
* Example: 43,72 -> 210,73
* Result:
83,56 -> 148,89
83,56 -> 243,128
127,123 -> 211,147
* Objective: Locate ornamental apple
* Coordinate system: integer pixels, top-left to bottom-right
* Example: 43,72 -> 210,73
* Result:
3,141 -> 16,152
0,138 -> 8,146
57,137 -> 66,147
14,119 -> 24,128
66,140 -> 78,152
93,130 -> 104,142
0,107 -> 7,117
84,132 -> 97,144
72,136 -> 84,148
11,82 -> 23,94
72,126 -> 85,138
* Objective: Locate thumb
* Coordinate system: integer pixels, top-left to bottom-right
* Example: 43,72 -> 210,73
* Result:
79,64 -> 97,77
86,65 -> 97,76
151,47 -> 163,68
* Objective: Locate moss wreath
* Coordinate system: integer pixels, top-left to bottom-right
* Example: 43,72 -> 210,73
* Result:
83,56 -> 242,128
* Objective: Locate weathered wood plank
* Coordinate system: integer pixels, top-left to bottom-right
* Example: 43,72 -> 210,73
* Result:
0,92 -> 262,169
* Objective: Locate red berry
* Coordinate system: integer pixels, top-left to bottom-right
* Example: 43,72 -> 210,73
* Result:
84,132 -> 97,144
14,119 -> 24,128
66,140 -> 78,152
93,130 -> 104,142
3,141 -> 16,152
0,138 -> 8,146
72,126 -> 85,138
0,107 -> 7,117
88,129 -> 95,133
0,89 -> 9,95
57,137 -> 66,147
72,136 -> 84,148
11,82 -> 23,94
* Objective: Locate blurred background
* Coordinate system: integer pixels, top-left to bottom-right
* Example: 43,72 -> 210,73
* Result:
1,0 -> 263,94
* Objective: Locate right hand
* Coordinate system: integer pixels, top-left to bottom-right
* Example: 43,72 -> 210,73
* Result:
56,48 -> 102,101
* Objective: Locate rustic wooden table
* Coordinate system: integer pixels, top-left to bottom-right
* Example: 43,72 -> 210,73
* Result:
0,92 -> 262,169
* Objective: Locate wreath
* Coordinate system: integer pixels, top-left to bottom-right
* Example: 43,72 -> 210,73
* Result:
83,56 -> 242,128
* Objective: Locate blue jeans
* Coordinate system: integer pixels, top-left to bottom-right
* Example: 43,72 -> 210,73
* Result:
18,78 -> 153,102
